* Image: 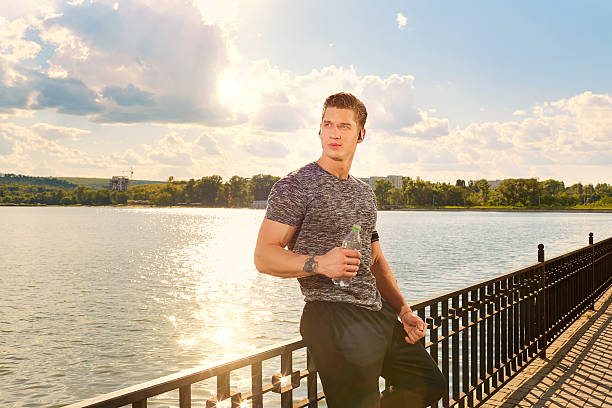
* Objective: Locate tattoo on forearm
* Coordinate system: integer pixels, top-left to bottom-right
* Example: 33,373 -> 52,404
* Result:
303,256 -> 318,274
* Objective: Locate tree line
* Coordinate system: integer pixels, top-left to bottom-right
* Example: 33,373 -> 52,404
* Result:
0,173 -> 77,189
373,178 -> 612,208
0,175 -> 279,207
1,174 -> 611,209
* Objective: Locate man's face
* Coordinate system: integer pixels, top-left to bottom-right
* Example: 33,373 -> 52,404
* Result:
319,107 -> 363,163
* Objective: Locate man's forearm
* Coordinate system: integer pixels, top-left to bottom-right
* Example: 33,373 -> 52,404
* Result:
371,255 -> 411,317
254,244 -> 317,278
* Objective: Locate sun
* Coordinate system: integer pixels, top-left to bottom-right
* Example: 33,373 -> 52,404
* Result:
217,74 -> 241,105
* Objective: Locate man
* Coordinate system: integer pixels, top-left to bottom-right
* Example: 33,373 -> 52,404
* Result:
254,92 -> 446,407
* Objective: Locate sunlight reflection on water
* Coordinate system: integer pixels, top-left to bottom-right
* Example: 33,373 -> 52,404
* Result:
0,207 -> 610,407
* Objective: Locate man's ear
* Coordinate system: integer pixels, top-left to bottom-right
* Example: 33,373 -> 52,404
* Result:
357,128 -> 366,143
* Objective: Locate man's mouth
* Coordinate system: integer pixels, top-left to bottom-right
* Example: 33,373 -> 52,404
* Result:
329,143 -> 341,148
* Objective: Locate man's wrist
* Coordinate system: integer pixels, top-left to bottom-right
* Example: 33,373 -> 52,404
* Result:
303,256 -> 319,275
398,304 -> 412,321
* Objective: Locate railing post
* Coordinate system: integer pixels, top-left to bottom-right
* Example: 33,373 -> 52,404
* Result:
179,385 -> 191,408
538,244 -> 547,359
537,244 -> 544,263
589,233 -> 595,310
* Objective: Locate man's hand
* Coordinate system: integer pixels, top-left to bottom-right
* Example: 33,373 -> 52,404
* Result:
401,311 -> 426,344
314,247 -> 361,279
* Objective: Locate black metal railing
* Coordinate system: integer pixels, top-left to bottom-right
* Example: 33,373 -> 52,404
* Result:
63,234 -> 612,408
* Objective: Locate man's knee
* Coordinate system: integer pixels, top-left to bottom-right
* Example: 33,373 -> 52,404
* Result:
423,369 -> 448,406
382,369 -> 447,408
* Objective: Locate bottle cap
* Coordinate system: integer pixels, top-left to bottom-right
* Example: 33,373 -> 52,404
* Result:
352,225 -> 361,231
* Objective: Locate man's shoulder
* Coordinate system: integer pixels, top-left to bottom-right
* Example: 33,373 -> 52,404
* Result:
350,175 -> 375,196
276,162 -> 321,188
351,176 -> 371,189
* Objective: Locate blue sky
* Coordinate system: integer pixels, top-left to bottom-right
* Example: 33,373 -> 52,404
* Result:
0,0 -> 610,184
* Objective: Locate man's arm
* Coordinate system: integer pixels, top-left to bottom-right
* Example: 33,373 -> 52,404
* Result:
254,218 -> 361,279
371,239 -> 426,343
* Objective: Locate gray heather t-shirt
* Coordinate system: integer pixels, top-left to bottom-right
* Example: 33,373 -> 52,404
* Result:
265,162 -> 382,311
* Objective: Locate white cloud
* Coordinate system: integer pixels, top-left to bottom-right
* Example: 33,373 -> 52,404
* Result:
254,102 -> 308,132
32,123 -> 90,141
144,132 -> 194,166
116,148 -> 147,165
376,140 -> 418,164
0,1 -> 60,23
0,0 -> 243,125
196,134 -> 222,155
512,118 -> 554,151
396,13 -> 407,30
399,115 -> 449,140
232,63 -> 419,133
0,133 -> 14,156
513,109 -> 526,116
242,137 -> 289,159
552,92 -> 612,144
0,122 -> 107,174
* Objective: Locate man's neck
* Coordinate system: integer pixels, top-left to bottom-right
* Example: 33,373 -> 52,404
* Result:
316,156 -> 352,180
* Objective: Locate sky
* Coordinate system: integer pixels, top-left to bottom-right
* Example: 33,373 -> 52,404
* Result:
0,0 -> 611,185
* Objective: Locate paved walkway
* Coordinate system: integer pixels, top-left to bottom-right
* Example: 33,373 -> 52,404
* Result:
482,286 -> 612,408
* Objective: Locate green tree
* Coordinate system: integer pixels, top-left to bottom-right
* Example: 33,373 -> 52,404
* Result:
228,176 -> 249,207
388,188 -> 405,206
497,178 -> 539,206
248,174 -> 280,201
373,179 -> 394,207
541,179 -> 565,196
195,175 -> 224,206
152,192 -> 172,206
93,189 -> 111,205
475,179 -> 490,205
216,183 -> 229,207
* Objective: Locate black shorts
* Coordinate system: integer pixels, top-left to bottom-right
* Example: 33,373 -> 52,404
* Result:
300,301 -> 447,408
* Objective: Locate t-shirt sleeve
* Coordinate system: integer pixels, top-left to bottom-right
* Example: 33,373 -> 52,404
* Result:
265,176 -> 307,227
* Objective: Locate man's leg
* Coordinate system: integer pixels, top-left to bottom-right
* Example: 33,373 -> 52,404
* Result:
300,301 -> 393,408
381,317 -> 448,408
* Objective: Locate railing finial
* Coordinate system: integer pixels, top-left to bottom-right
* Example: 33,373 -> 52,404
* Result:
589,232 -> 593,245
538,243 -> 544,262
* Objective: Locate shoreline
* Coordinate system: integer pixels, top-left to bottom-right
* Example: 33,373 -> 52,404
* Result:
384,207 -> 612,213
2,203 -> 612,213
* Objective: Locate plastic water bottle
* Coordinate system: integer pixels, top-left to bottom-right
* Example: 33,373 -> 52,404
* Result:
333,225 -> 361,287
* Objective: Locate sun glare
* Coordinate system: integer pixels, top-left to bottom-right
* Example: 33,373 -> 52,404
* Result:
218,75 -> 240,105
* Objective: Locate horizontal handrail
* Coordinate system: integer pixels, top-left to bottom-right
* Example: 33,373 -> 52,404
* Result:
64,338 -> 305,408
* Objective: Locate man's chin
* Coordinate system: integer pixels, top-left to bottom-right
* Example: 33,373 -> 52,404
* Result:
326,155 -> 345,162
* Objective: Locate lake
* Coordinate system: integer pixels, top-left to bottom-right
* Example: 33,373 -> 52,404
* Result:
1,207 -> 610,407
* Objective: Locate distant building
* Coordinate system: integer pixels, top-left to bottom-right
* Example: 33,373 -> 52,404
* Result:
110,176 -> 130,192
362,175 -> 404,190
252,200 -> 267,208
487,179 -> 502,188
